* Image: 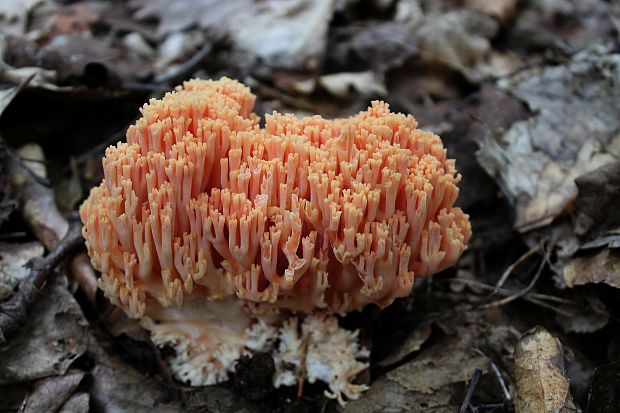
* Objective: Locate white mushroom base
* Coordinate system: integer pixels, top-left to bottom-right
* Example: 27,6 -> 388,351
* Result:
141,297 -> 369,406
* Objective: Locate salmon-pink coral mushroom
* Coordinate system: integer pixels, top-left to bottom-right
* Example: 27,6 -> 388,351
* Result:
79,77 -> 471,403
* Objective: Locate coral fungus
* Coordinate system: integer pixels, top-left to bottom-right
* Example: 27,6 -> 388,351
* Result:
80,77 -> 471,403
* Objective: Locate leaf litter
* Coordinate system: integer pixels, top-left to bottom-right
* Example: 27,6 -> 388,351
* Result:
1,0 -> 620,411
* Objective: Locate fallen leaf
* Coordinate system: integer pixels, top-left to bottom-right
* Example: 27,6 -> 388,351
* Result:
8,143 -> 68,249
0,241 -> 44,300
514,326 -> 577,413
477,46 -> 620,232
22,370 -> 85,413
328,21 -> 417,74
58,392 -> 90,413
345,321 -> 515,413
319,71 -> 387,97
131,0 -> 335,68
562,248 -> 620,289
0,280 -> 88,384
506,0 -> 615,53
87,338 -> 182,413
573,162 -> 620,238
413,9 -> 500,82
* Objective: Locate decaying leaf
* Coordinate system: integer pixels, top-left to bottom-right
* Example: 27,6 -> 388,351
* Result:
0,280 -> 88,384
132,0 -> 335,68
562,248 -> 620,289
58,392 -> 90,413
8,143 -> 68,249
87,339 -> 182,413
21,370 -> 85,413
319,71 -> 387,97
477,46 -> 620,232
514,326 -> 578,413
573,162 -> 620,238
378,321 -> 432,367
0,241 -> 44,300
345,322 -> 515,413
412,9 -> 501,82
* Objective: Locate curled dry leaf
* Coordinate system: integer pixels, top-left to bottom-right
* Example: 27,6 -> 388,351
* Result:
7,142 -> 98,306
514,326 -> 578,413
477,46 -> 620,232
8,143 -> 67,249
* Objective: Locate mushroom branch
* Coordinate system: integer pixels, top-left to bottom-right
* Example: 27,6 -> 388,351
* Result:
80,77 -> 471,404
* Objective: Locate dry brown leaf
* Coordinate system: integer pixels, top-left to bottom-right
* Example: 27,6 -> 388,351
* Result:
413,9 -> 500,82
514,326 -> 578,413
573,162 -> 620,238
8,144 -> 68,249
477,46 -> 620,232
0,280 -> 88,384
87,339 -> 182,413
563,248 -> 620,289
319,71 -> 387,97
345,322 -> 515,412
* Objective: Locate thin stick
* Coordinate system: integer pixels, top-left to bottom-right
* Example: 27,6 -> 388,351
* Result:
460,368 -> 482,413
480,248 -> 551,310
473,349 -> 511,402
491,245 -> 542,296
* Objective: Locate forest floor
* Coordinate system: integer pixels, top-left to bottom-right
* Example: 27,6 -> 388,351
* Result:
1,1 -> 620,412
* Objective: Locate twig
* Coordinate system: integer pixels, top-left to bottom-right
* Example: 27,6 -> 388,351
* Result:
440,278 -> 577,317
0,142 -> 52,187
473,349 -> 511,402
0,214 -> 83,344
480,247 -> 551,310
460,368 -> 482,413
490,245 -> 542,296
